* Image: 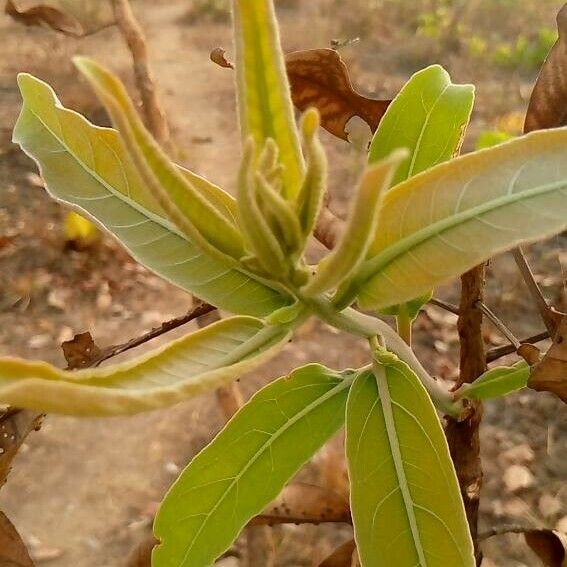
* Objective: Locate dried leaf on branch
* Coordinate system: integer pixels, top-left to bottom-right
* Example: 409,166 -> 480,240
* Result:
0,409 -> 42,488
5,0 -> 84,36
0,511 -> 34,567
524,3 -> 567,132
61,332 -> 103,370
285,48 -> 390,141
528,317 -> 567,403
524,529 -> 567,567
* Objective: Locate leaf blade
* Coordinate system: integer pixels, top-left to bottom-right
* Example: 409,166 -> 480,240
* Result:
341,128 -> 567,310
153,364 -> 352,567
0,317 -> 289,416
458,361 -> 530,400
346,361 -> 474,567
369,64 -> 474,187
13,73 -> 288,317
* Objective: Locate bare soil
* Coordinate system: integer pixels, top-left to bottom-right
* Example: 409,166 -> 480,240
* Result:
0,1 -> 565,565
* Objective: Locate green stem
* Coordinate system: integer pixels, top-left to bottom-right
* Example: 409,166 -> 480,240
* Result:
306,297 -> 464,418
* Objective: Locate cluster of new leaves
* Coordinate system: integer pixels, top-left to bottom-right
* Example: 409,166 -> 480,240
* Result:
3,0 -> 567,565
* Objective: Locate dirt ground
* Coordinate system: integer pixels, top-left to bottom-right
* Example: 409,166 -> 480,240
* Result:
0,1 -> 566,565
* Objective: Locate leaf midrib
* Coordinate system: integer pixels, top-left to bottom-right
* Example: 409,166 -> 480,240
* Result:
358,177 -> 567,285
374,366 -> 427,566
406,83 -> 450,179
176,375 -> 352,565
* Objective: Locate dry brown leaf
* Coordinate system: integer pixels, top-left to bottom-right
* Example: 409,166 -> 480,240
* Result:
285,48 -> 390,141
61,331 -> 102,370
125,535 -> 157,567
210,47 -> 233,69
524,4 -> 567,132
5,0 -> 84,36
524,529 -> 567,567
0,512 -> 34,567
0,409 -> 43,489
529,317 -> 567,403
249,482 -> 350,526
318,540 -> 357,567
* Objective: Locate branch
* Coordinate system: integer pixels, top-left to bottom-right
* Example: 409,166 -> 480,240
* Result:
91,302 -> 216,367
486,330 -> 550,363
111,0 -> 171,150
512,248 -> 562,335
446,264 -> 487,565
475,301 -> 520,348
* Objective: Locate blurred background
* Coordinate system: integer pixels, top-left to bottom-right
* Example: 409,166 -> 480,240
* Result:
0,0 -> 565,565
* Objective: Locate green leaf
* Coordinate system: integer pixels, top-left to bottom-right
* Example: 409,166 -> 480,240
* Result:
475,130 -> 514,150
74,57 -> 246,262
457,361 -> 530,400
153,364 -> 352,567
346,356 -> 474,567
302,149 -> 407,296
13,73 -> 289,317
233,0 -> 304,199
369,65 -> 474,187
368,65 -> 473,318
0,317 -> 289,416
337,128 -> 567,310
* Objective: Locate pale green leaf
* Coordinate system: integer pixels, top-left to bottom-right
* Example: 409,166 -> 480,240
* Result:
13,73 -> 289,316
153,364 -> 352,567
302,149 -> 407,296
368,65 -> 473,318
346,358 -> 474,567
0,317 -> 289,416
74,57 -> 246,262
338,128 -> 567,310
458,361 -> 530,400
233,0 -> 303,199
369,64 -> 474,187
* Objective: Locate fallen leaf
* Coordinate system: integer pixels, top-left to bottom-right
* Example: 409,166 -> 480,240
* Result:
529,317 -> 567,403
285,48 -> 390,141
0,409 -> 43,488
210,47 -> 233,69
524,3 -> 567,132
318,540 -> 357,567
524,529 -> 567,567
61,332 -> 102,370
0,511 -> 34,566
249,482 -> 350,526
5,0 -> 84,36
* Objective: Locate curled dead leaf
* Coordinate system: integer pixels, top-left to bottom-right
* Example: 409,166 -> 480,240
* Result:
5,0 -> 84,36
0,409 -> 42,489
529,317 -> 567,403
524,3 -> 567,132
285,48 -> 390,141
318,539 -> 357,567
210,47 -> 233,69
61,332 -> 102,370
524,529 -> 567,567
249,482 -> 350,526
0,511 -> 34,567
